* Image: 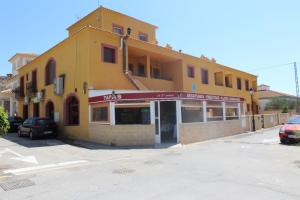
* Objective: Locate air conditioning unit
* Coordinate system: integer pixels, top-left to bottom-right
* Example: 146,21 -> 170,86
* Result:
54,75 -> 64,95
24,96 -> 29,105
37,91 -> 44,100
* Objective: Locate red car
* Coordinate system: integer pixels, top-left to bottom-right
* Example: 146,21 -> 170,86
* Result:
279,115 -> 300,144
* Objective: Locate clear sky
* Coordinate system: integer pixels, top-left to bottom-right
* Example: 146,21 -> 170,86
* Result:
1,0 -> 300,95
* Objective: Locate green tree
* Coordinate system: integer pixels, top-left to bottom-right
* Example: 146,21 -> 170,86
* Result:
265,97 -> 295,112
0,106 -> 9,136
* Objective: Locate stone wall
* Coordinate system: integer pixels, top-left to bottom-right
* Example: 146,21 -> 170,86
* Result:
180,119 -> 248,144
89,124 -> 155,146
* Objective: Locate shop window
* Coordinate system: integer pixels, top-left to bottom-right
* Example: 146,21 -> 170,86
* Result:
237,78 -> 242,90
187,65 -> 195,78
206,101 -> 223,121
181,100 -> 203,123
139,32 -> 148,42
214,72 -> 224,86
45,59 -> 56,86
102,45 -> 117,64
245,80 -> 250,91
226,102 -> 239,120
115,107 -> 150,124
201,69 -> 208,84
92,107 -> 108,122
112,24 -> 124,35
138,64 -> 146,76
65,95 -> 79,125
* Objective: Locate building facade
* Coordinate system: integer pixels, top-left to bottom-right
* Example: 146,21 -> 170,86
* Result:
1,53 -> 37,116
17,7 -> 258,146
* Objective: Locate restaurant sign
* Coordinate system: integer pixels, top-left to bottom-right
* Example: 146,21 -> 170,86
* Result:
89,91 -> 244,104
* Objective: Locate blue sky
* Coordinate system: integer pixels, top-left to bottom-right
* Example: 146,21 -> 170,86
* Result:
1,0 -> 300,95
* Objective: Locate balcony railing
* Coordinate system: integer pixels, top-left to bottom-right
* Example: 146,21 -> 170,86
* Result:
26,81 -> 37,97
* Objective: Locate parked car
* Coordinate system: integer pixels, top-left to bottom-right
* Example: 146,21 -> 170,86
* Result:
18,117 -> 57,139
279,115 -> 300,144
8,116 -> 24,132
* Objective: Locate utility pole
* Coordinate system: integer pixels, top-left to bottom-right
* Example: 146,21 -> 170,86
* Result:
294,62 -> 300,113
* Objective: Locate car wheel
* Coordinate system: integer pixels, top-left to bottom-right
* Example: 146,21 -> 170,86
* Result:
29,131 -> 35,140
18,130 -> 22,137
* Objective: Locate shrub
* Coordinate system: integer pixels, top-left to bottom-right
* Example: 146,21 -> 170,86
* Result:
0,106 -> 9,136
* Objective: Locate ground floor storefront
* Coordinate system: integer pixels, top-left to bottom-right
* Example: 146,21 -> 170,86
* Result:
88,90 -> 248,146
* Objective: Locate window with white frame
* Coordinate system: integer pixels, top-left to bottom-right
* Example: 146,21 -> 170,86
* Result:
206,101 -> 223,121
92,106 -> 108,122
181,100 -> 203,123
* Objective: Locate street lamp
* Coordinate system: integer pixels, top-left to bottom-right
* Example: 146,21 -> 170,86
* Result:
249,88 -> 256,131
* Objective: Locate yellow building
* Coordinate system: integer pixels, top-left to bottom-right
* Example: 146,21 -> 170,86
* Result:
17,7 -> 258,146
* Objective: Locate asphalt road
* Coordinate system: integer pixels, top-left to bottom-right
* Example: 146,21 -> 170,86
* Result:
0,127 -> 300,200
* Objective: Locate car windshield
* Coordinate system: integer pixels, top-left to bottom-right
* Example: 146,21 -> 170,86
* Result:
287,116 -> 300,124
37,119 -> 54,125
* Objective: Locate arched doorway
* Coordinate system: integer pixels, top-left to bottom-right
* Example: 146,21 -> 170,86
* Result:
45,101 -> 54,120
65,95 -> 79,125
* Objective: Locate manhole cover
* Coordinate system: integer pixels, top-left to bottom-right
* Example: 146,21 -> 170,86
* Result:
112,168 -> 135,175
0,179 -> 35,191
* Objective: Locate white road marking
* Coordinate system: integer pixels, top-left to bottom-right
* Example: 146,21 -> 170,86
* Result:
0,148 -> 38,164
3,160 -> 88,175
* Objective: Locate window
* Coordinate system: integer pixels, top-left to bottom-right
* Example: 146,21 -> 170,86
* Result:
138,64 -> 146,76
181,100 -> 203,123
33,103 -> 39,117
23,105 -> 28,119
26,73 -> 29,81
201,69 -> 208,84
245,80 -> 249,91
102,45 -> 117,64
115,107 -> 150,124
214,72 -> 224,86
32,70 -> 37,92
152,68 -> 161,78
139,32 -> 148,42
112,24 -> 124,35
20,76 -> 25,97
225,74 -> 232,88
65,95 -> 79,125
45,59 -> 56,85
247,104 -> 251,112
226,102 -> 239,120
45,101 -> 54,120
237,78 -> 242,90
129,64 -> 134,73
187,65 -> 195,78
92,107 -> 108,122
207,101 -> 223,121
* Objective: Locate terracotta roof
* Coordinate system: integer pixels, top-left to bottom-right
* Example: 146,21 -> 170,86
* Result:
258,89 -> 297,99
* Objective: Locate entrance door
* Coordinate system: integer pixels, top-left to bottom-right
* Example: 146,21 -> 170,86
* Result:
160,101 -> 177,143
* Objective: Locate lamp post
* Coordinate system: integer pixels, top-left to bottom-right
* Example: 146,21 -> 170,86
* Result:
250,88 -> 256,131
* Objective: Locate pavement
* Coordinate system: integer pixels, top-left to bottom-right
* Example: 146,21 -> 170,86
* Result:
0,127 -> 300,200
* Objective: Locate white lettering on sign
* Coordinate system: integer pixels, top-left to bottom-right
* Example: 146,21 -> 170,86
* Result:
104,94 -> 122,101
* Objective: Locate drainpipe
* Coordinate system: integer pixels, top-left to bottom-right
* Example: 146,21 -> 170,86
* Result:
121,28 -> 132,74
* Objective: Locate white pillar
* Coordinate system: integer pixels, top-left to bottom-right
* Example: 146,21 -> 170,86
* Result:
109,102 -> 115,125
176,100 -> 182,143
222,102 -> 226,121
150,101 -> 155,125
9,97 -> 14,116
203,101 -> 207,122
237,102 -> 241,119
